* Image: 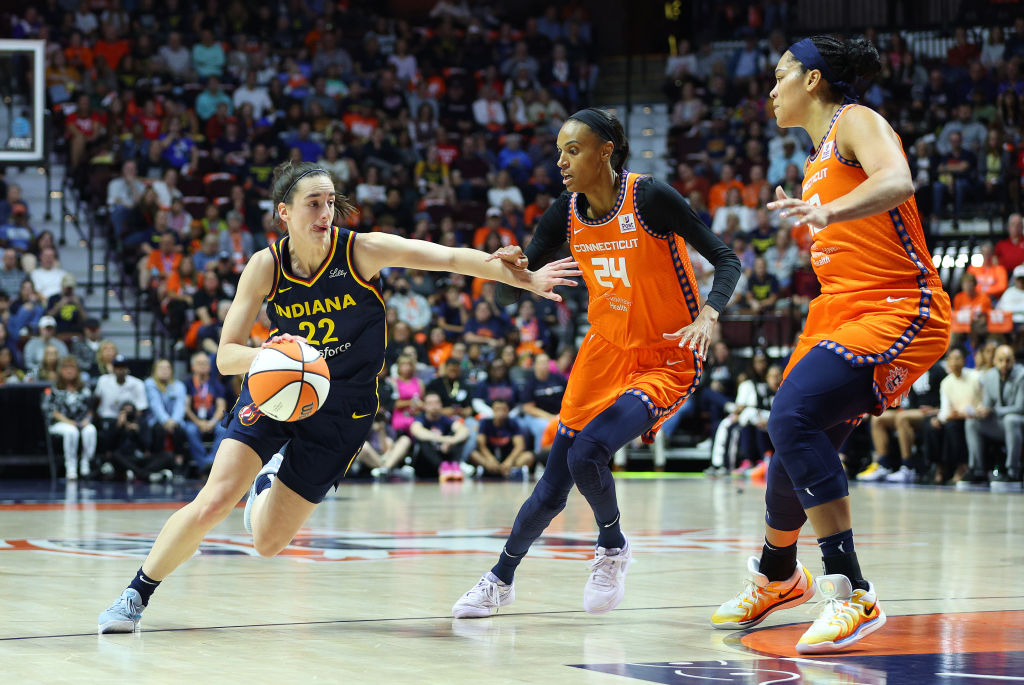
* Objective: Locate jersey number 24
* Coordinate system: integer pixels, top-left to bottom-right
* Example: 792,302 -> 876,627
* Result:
592,257 -> 631,288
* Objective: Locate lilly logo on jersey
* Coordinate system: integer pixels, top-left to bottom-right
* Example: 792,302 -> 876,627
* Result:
329,268 -> 347,279
273,295 -> 358,319
618,213 -> 637,233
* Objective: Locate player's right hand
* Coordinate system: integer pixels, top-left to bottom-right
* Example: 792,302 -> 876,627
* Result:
262,332 -> 310,348
486,245 -> 529,270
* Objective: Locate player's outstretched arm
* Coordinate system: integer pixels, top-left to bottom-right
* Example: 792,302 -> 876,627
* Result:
353,232 -> 582,302
215,249 -> 275,376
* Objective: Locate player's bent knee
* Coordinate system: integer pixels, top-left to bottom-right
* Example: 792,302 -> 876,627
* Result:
531,477 -> 569,515
566,434 -> 611,475
251,531 -> 289,558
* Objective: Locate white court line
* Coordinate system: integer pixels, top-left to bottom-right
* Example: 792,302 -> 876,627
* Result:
935,675 -> 1024,682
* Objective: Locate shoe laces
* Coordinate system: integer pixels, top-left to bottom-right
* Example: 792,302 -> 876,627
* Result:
467,576 -> 504,607
809,595 -> 859,633
113,590 -> 141,618
588,550 -> 627,589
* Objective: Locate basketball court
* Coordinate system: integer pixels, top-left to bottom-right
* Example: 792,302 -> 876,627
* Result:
1,476 -> 1021,683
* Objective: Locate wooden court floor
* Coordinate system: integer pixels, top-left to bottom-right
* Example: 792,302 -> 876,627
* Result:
1,476 -> 1022,684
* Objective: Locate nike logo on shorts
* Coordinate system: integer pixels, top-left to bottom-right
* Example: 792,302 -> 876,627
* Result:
666,359 -> 685,366
352,412 -> 371,419
886,296 -> 907,303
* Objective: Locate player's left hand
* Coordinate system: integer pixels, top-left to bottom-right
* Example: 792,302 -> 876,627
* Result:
663,306 -> 719,360
518,257 -> 582,302
768,186 -> 831,230
486,245 -> 529,270
262,332 -> 310,348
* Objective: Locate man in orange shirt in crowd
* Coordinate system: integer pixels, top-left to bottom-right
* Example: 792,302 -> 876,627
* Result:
967,241 -> 1008,299
472,207 -> 517,249
741,164 -> 768,208
708,163 -> 744,215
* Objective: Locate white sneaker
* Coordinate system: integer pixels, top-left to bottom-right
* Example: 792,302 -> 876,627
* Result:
79,458 -> 91,479
583,539 -> 631,614
244,453 -> 283,534
884,465 -> 916,483
370,467 -> 387,481
452,572 -> 515,618
398,464 -> 416,480
65,460 -> 78,480
796,575 -> 886,653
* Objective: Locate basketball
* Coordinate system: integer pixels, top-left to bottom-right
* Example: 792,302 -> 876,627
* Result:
247,340 -> 330,422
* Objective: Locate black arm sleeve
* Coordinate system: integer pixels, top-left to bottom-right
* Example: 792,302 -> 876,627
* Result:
495,192 -> 570,307
635,177 -> 741,314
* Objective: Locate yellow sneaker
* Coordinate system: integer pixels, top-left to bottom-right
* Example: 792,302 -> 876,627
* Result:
796,574 -> 886,653
711,556 -> 815,630
856,462 -> 891,481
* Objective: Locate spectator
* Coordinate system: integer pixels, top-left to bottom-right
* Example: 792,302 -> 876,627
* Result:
192,28 -> 225,79
708,163 -> 744,215
923,347 -> 980,484
0,184 -> 28,225
434,284 -> 470,339
488,169 -> 525,210
158,31 -> 192,82
360,411 -> 414,479
233,70 -> 272,119
519,352 -> 566,454
45,274 -> 86,338
963,345 -> 1024,486
65,94 -> 105,170
968,241 -> 1008,299
93,354 -> 148,464
996,266 -> 1024,323
0,206 -> 35,253
938,103 -> 987,156
473,208 -> 518,249
9,278 -> 45,336
978,129 -> 1013,211
182,352 -> 229,473
0,345 -> 23,384
390,354 -> 425,436
29,344 -> 61,383
409,391 -> 470,478
472,358 -> 520,418
23,315 -> 69,374
947,26 -> 980,70
42,356 -> 96,480
763,227 -> 798,290
995,214 -> 1024,275
71,318 -> 104,375
141,232 -> 181,291
740,256 -> 780,314
931,131 -> 976,219
711,187 -> 755,235
473,85 -> 508,130
218,211 -> 254,275
30,247 -> 68,300
746,208 -> 777,254
981,26 -> 1008,70
0,248 -> 26,295
767,139 -> 806,187
953,272 -> 992,324
470,398 -> 535,478
144,358 -> 189,479
464,299 -> 508,351
388,277 -> 432,332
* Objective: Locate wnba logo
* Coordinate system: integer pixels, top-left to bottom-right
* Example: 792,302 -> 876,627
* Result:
239,402 -> 263,426
883,365 -> 909,393
299,401 -> 316,418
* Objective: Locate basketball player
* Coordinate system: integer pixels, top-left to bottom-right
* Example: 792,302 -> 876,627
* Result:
710,36 -> 951,652
98,162 -> 581,633
452,108 -> 741,618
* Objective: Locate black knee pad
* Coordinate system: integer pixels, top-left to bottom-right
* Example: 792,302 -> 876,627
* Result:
566,433 -> 611,480
531,475 -> 569,515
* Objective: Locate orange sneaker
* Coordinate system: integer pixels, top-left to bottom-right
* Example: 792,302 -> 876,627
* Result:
796,574 -> 886,653
711,556 -> 815,629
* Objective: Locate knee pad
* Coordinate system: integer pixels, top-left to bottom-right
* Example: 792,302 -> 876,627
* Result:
764,455 -> 807,531
766,404 -> 809,453
531,475 -> 569,516
566,433 -> 612,480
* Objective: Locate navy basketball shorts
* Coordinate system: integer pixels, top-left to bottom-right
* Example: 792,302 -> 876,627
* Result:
223,377 -> 379,503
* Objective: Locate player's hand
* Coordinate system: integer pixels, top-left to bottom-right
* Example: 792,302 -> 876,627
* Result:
517,257 -> 582,302
768,186 -> 831,230
485,244 -> 529,270
663,306 -> 719,361
262,332 -> 309,348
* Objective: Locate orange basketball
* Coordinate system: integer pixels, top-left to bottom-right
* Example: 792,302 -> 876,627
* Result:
247,340 -> 331,422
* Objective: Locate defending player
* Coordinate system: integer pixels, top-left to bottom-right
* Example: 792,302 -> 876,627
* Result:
710,36 -> 951,652
452,108 -> 741,617
97,161 -> 581,633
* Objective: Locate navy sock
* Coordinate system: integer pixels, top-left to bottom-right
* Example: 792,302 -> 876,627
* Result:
596,510 -> 626,550
490,547 -> 523,585
759,539 -> 798,582
818,529 -> 869,591
128,567 -> 160,606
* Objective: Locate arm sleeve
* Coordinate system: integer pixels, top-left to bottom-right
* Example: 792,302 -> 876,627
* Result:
495,192 -> 571,307
635,177 -> 741,314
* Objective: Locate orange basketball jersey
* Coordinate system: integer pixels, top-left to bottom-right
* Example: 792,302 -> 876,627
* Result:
568,172 -> 702,349
790,104 -> 951,412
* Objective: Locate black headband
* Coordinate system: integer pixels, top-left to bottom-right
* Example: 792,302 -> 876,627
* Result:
282,167 -> 329,204
789,38 -> 858,102
568,108 -> 617,145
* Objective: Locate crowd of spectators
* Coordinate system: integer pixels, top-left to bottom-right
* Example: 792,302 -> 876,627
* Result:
3,2 -> 1024,482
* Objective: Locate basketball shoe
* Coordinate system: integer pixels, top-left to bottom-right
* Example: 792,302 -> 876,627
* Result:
583,539 -> 631,614
97,588 -> 144,634
711,556 -> 815,629
452,572 -> 515,618
856,462 -> 891,481
796,574 -> 886,653
244,453 -> 283,534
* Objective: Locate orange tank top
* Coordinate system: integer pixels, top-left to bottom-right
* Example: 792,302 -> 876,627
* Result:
568,172 -> 701,349
801,104 -> 940,293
